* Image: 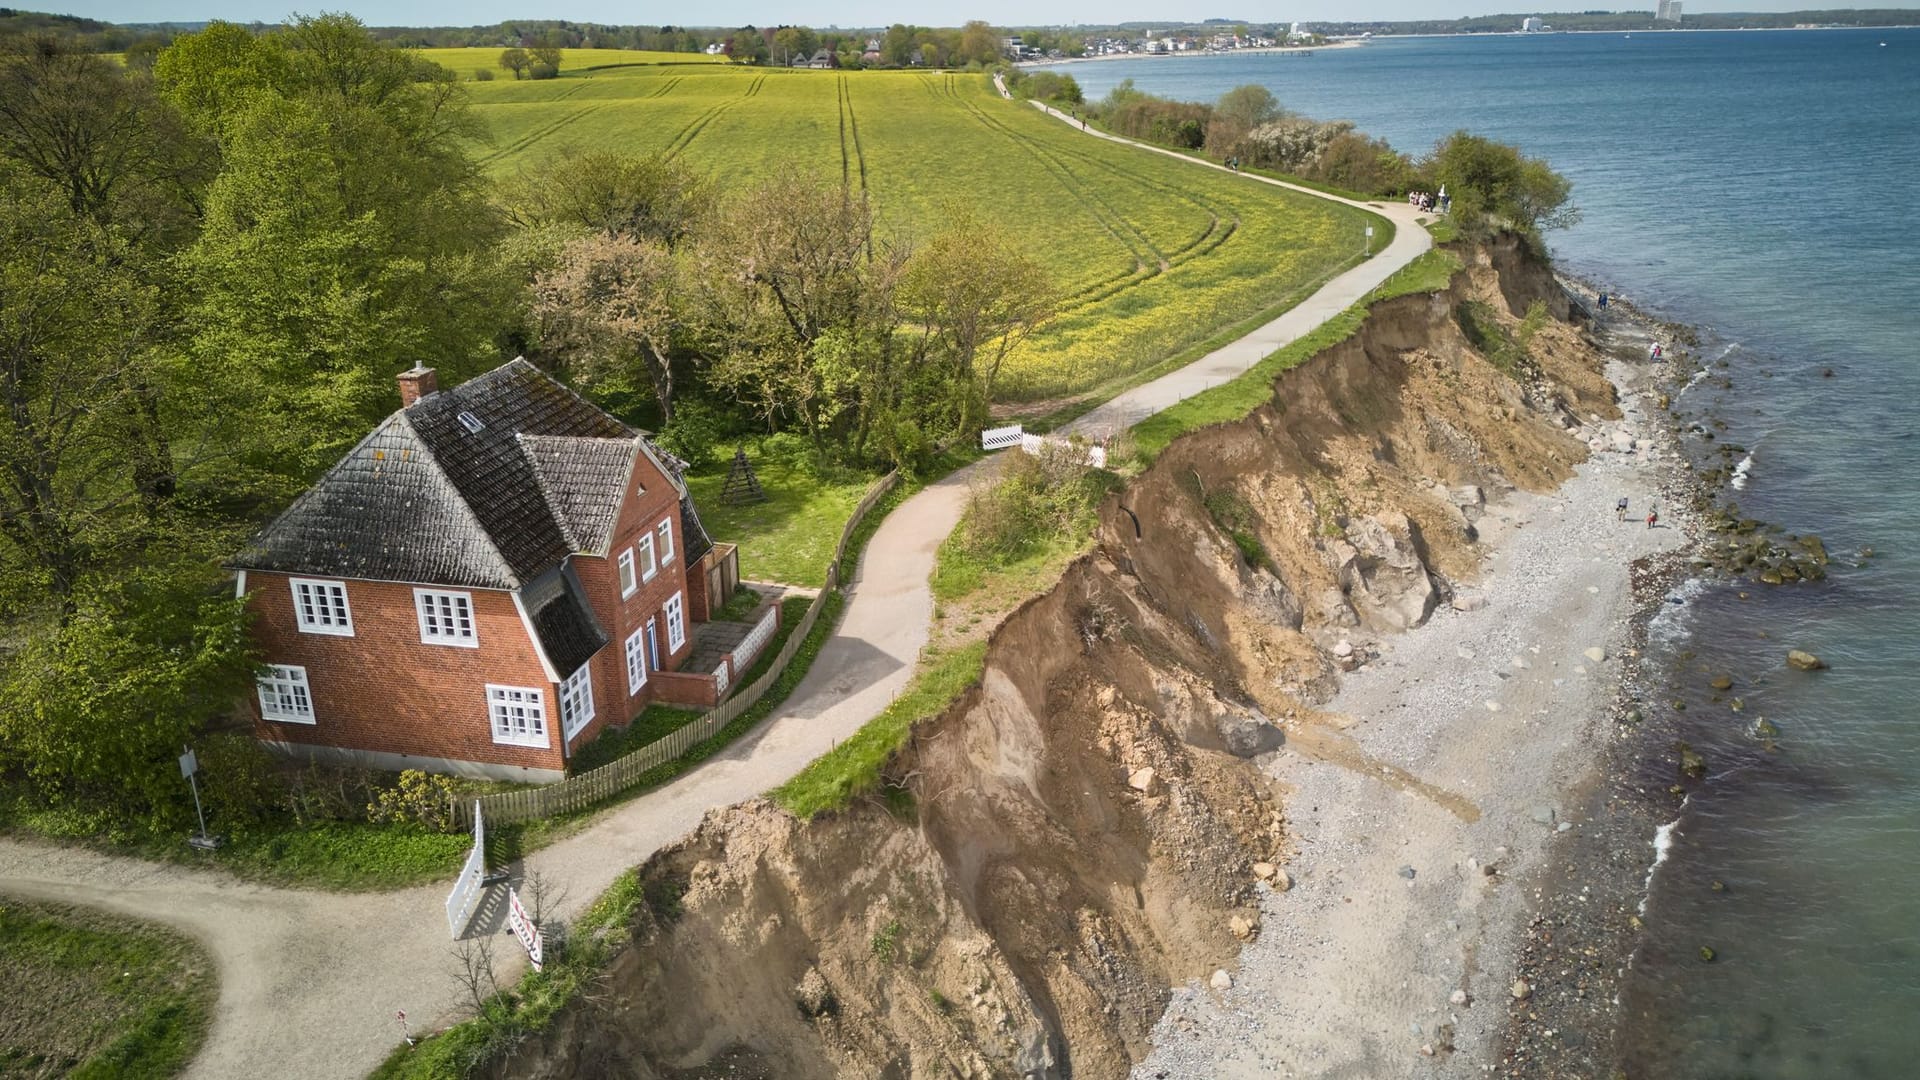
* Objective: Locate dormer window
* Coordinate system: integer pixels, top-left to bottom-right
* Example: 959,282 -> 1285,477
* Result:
456,410 -> 485,434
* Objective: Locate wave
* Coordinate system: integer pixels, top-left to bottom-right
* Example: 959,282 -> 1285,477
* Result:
1729,453 -> 1755,491
1648,575 -> 1708,648
1639,810 -> 1686,916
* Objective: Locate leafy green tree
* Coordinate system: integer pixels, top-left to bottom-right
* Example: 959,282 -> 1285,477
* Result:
0,167 -> 175,615
152,20 -> 288,136
0,558 -> 256,832
898,207 -> 1057,433
532,232 -> 685,423
176,15 -> 512,472
499,46 -> 531,79
0,36 -> 213,248
1425,131 -> 1578,242
506,147 -> 712,246
956,20 -> 1002,66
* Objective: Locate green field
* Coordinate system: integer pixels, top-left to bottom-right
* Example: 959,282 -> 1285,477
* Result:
457,65 -> 1378,402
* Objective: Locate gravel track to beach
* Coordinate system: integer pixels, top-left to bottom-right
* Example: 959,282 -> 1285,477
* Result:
1135,357 -> 1689,1078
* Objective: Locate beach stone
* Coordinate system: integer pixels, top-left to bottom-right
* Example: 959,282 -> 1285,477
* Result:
1271,869 -> 1293,893
1127,767 -> 1159,794
1452,593 -> 1488,612
1332,639 -> 1354,658
1450,989 -> 1471,1007
1511,979 -> 1532,1000
1485,701 -> 1502,713
1449,485 -> 1484,508
1530,805 -> 1557,825
1252,861 -> 1277,880
1556,821 -> 1573,833
1210,969 -> 1233,992
1229,914 -> 1259,941
1397,865 -> 1417,880
1710,675 -> 1733,691
1584,647 -> 1608,663
1786,650 -> 1826,671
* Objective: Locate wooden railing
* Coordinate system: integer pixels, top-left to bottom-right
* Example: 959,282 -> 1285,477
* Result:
452,469 -> 901,828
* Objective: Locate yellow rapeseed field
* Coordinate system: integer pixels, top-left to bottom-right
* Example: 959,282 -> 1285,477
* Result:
447,60 -> 1379,401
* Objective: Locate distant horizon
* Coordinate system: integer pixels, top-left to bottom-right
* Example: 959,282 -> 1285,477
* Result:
29,2 -> 1920,33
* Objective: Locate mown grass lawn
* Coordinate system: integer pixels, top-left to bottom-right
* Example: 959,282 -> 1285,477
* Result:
685,455 -> 877,588
0,901 -> 215,1080
456,66 -> 1382,404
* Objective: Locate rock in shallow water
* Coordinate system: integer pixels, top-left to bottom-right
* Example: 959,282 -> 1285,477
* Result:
1786,649 -> 1827,671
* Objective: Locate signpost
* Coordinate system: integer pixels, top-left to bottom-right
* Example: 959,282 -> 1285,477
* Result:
507,887 -> 544,973
179,747 -> 220,850
1364,225 -> 1375,258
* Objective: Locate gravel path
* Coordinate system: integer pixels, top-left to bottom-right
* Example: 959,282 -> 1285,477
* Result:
0,95 -> 1437,1080
1133,359 -> 1691,1078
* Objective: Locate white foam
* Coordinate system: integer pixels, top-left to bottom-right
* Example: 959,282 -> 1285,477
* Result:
1647,575 -> 1707,648
1639,810 -> 1685,916
1680,368 -> 1712,394
1730,453 -> 1755,491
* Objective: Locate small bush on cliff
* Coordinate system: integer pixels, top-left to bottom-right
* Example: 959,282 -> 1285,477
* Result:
1423,132 -> 1577,245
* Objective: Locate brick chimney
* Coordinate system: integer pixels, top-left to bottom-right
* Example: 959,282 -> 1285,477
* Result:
397,364 -> 437,408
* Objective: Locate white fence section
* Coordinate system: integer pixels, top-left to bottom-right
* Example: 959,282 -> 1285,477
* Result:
712,660 -> 730,698
981,423 -> 1025,451
445,800 -> 485,938
1019,433 -> 1108,470
733,607 -> 779,673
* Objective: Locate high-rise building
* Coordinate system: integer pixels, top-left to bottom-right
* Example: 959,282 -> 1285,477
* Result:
1522,17 -> 1544,32
1656,0 -> 1683,22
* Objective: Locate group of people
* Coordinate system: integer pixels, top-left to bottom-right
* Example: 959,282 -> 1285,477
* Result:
1408,188 -> 1450,213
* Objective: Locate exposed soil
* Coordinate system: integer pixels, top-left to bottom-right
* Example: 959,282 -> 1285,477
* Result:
487,243 -> 1644,1080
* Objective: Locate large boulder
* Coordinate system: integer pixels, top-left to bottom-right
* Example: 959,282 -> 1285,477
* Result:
1216,710 -> 1285,758
1786,650 -> 1827,672
1332,511 -> 1440,632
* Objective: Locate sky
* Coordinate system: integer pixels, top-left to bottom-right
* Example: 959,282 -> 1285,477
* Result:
50,0 -> 1920,30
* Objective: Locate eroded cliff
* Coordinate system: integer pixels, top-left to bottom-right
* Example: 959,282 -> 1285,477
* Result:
491,241 -> 1614,1080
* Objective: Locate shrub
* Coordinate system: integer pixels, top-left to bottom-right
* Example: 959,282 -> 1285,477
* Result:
955,443 -> 1105,563
366,770 -> 461,832
529,62 -> 559,80
473,67 -> 494,81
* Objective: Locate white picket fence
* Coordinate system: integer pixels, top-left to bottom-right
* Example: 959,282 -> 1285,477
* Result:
445,800 -> 485,938
1020,432 -> 1107,469
981,423 -> 1024,451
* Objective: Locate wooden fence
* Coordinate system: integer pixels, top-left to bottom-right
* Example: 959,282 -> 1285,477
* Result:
452,469 -> 902,828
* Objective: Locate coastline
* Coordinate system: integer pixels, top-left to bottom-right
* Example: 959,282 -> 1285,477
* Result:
1132,294 -> 1700,1077
1017,40 -> 1364,68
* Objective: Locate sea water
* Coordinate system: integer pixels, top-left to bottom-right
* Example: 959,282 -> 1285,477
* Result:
1043,29 -> 1920,1076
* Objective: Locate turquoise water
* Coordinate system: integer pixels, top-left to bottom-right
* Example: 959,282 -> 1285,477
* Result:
1046,30 -> 1920,1076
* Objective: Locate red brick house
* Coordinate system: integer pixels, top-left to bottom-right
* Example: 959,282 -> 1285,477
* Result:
229,359 -> 738,782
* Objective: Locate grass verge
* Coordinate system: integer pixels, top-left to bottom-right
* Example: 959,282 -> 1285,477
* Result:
0,900 -> 215,1080
684,452 -> 879,588
770,641 -> 989,821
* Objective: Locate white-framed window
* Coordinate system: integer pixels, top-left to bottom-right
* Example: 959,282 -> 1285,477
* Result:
289,578 -> 353,636
414,589 -> 477,647
665,590 -> 686,652
559,665 -> 595,741
624,627 -> 648,696
487,684 -> 548,748
657,518 -> 675,565
257,664 -> 315,724
617,549 -> 637,599
637,532 -> 658,582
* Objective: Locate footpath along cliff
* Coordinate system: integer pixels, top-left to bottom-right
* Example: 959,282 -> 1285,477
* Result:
487,240 -> 1626,1079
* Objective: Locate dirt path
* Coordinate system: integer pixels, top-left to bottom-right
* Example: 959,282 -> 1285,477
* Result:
0,88 -> 1439,1080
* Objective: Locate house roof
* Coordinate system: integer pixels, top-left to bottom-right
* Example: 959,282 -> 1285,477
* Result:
232,359 -> 698,590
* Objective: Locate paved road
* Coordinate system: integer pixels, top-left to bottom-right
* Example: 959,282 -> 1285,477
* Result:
0,84 -> 1436,1080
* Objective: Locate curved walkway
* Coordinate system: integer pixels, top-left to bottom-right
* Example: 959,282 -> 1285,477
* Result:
0,85 -> 1434,1080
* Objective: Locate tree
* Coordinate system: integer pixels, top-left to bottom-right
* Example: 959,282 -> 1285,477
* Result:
506,148 -> 712,246
499,47 -> 530,79
532,233 -> 684,424
0,167 -> 180,615
178,16 -> 512,472
528,38 -> 563,72
898,207 -> 1057,433
0,558 -> 256,831
957,20 -> 1002,66
1425,131 -> 1577,241
152,20 -> 288,135
0,36 -> 213,248
1206,83 -> 1282,159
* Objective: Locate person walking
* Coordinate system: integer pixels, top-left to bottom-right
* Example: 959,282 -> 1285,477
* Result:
1646,507 -> 1659,530
1616,496 -> 1629,522
1599,292 -> 1610,311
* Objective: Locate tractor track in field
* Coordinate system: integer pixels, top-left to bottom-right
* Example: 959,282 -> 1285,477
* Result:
838,77 -> 869,194
663,75 -> 765,160
648,76 -> 683,98
941,77 -> 1159,297
479,102 -> 605,166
